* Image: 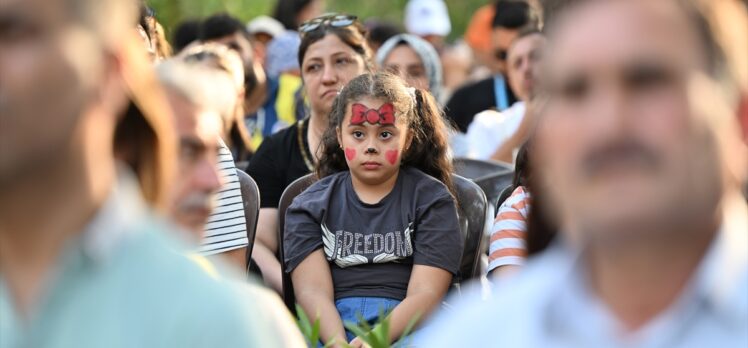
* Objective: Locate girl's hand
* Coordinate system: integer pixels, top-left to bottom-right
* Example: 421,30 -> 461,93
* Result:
348,337 -> 371,348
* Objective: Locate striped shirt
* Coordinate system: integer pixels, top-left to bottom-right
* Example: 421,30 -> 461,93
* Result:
487,186 -> 531,272
199,141 -> 249,255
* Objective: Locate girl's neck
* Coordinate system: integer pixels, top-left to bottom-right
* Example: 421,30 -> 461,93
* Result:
350,170 -> 400,205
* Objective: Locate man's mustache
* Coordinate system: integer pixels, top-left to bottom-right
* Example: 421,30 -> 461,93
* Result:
177,192 -> 215,213
581,139 -> 662,179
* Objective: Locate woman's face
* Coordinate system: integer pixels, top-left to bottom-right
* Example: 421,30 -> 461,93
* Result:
301,34 -> 367,117
383,44 -> 429,91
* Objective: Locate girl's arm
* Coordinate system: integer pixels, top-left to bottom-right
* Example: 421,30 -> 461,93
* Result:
382,264 -> 453,343
291,249 -> 348,347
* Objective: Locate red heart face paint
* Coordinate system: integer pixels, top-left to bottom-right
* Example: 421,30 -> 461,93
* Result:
385,150 -> 399,165
350,103 -> 395,125
345,148 -> 356,161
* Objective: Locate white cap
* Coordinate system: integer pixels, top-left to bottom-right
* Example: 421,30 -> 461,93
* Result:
405,0 -> 451,37
246,16 -> 285,38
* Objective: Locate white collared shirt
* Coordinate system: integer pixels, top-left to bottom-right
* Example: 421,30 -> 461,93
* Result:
417,193 -> 748,348
465,101 -> 526,161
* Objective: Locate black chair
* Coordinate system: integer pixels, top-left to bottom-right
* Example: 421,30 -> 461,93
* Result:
236,169 -> 260,273
495,184 -> 516,218
452,174 -> 490,282
453,157 -> 514,209
277,174 -> 317,311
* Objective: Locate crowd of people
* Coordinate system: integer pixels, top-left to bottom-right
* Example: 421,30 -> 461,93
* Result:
1,0 -> 747,347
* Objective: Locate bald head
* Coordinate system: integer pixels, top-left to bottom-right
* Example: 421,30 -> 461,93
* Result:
67,0 -> 137,45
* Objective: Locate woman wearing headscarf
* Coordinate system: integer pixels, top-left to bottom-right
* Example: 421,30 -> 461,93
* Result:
375,33 -> 443,102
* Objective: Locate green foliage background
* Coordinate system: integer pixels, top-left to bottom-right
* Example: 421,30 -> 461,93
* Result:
147,0 -> 491,42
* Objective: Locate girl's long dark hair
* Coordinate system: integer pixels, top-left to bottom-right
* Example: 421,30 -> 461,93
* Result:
315,72 -> 455,197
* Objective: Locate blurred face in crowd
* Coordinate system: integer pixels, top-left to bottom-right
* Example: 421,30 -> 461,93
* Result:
209,31 -> 254,69
491,27 -> 519,75
166,90 -> 223,239
506,33 -> 545,101
301,33 -> 367,117
535,0 -> 723,244
383,44 -> 430,92
297,0 -> 325,28
0,0 -> 123,184
337,97 -> 412,186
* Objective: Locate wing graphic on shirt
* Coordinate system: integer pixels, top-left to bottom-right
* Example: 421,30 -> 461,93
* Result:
321,223 -> 337,259
402,222 -> 414,257
321,223 -> 368,268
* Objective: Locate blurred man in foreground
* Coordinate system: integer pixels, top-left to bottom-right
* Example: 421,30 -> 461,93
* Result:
156,61 -> 234,241
419,0 -> 748,346
0,0 -> 299,346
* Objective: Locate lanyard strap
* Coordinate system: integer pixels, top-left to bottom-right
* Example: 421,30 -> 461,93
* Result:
494,75 -> 509,111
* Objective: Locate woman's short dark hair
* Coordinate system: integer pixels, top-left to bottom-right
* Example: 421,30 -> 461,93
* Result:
273,0 -> 314,30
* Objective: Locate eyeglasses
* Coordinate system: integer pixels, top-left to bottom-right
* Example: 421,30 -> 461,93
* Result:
495,49 -> 508,62
298,14 -> 358,35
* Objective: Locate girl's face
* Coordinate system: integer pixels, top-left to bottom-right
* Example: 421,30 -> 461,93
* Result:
301,34 -> 367,117
337,97 -> 412,185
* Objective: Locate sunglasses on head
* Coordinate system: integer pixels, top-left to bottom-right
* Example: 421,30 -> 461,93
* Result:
298,14 -> 358,35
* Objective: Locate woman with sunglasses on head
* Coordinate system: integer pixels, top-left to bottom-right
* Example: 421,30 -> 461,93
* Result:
247,14 -> 372,293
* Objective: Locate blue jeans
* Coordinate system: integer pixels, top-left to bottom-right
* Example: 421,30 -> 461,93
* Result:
317,297 -> 403,347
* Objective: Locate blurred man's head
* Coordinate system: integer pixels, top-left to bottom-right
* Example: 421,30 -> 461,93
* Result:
506,28 -> 545,101
156,61 -> 237,239
491,0 -> 540,75
201,13 -> 266,115
534,0 -> 744,246
0,0 -> 135,185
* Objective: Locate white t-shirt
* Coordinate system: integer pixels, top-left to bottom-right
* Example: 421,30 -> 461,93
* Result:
465,101 -> 526,160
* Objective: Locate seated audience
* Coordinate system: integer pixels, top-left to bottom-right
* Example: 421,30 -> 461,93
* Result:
445,0 -> 540,133
487,142 -> 532,279
200,13 -> 266,162
285,73 -> 463,347
177,44 -> 257,270
466,28 -> 545,161
247,13 -> 372,293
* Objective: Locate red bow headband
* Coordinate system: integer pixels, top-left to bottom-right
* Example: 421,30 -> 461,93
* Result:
350,103 -> 395,125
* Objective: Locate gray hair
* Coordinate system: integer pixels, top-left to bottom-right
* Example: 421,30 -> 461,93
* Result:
376,34 -> 443,100
156,60 -> 238,130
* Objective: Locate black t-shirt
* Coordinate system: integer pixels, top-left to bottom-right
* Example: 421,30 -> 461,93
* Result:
246,120 -> 313,209
444,76 -> 517,133
284,167 -> 463,301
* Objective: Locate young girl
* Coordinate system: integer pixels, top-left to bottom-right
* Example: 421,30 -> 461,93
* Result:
284,72 -> 463,347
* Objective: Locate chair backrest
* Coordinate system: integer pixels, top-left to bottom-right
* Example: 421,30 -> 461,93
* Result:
278,173 -> 317,311
495,184 -> 516,217
452,174 -> 490,281
453,157 -> 514,207
277,173 -> 490,311
236,169 -> 261,273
